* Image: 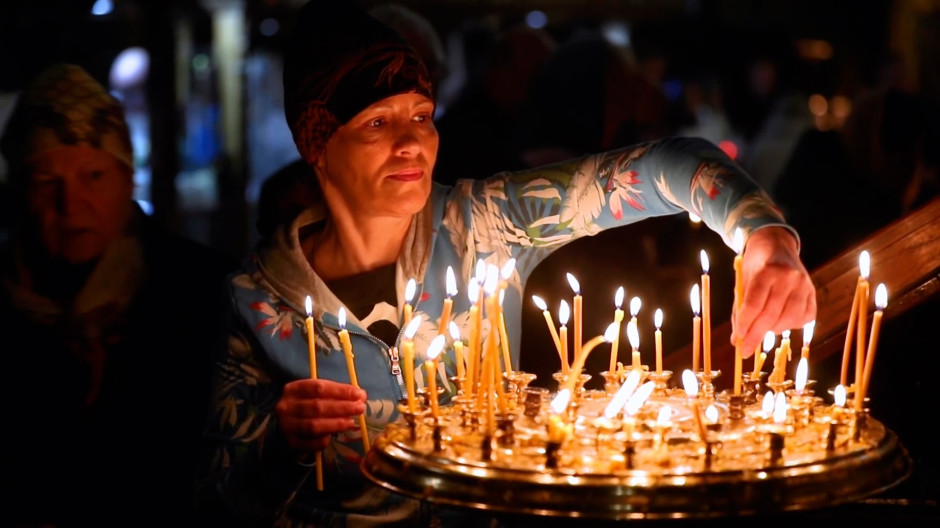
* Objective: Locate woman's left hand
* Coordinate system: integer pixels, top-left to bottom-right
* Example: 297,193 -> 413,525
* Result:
733,226 -> 817,357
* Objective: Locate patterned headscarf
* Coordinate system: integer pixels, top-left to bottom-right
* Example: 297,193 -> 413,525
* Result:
0,63 -> 133,181
282,0 -> 433,166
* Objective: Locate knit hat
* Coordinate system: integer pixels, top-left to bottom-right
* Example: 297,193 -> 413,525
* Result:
282,0 -> 433,165
0,63 -> 133,180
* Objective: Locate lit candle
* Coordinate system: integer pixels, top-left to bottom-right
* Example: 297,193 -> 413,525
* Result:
700,250 -> 712,374
401,315 -> 423,414
801,320 -> 815,360
857,284 -> 887,411
780,329 -> 792,362
627,318 -> 641,369
448,321 -> 465,384
466,277 -> 481,396
403,278 -> 417,328
558,300 -> 570,374
754,330 -> 774,374
840,251 -> 868,386
438,266 -> 457,335
855,251 -> 871,394
682,369 -> 707,441
608,287 -> 626,373
795,356 -> 808,395
566,272 -> 583,364
561,322 -> 619,396
532,295 -> 563,366
498,290 -> 513,374
337,308 -> 370,452
654,308 -> 664,374
732,228 -> 745,396
425,334 -> 445,420
690,284 -> 701,372
304,295 -> 323,491
603,369 -> 642,419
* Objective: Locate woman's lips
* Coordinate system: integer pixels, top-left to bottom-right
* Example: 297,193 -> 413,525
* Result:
388,169 -> 423,182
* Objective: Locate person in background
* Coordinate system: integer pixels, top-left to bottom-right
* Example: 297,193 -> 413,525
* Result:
0,63 -> 236,527
194,2 -> 815,526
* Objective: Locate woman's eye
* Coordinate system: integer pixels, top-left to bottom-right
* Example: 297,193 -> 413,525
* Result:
368,117 -> 385,128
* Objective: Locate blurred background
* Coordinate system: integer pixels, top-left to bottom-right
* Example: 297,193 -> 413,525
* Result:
1,0 -> 938,365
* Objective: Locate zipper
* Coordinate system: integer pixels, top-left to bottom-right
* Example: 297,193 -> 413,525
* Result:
323,322 -> 407,397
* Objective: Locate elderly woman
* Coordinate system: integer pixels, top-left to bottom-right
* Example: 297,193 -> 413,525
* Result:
195,2 -> 815,526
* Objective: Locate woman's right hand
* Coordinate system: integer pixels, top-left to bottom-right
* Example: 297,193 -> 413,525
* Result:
275,378 -> 366,452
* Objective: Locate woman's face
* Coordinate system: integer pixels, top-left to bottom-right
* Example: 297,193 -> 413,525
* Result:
25,144 -> 134,264
316,92 -> 438,220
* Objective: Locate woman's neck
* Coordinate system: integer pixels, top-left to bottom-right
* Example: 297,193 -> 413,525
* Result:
304,215 -> 411,281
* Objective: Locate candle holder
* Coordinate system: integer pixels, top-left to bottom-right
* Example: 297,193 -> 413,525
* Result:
767,430 -> 786,465
600,370 -> 622,395
703,439 -> 718,471
785,391 -> 818,427
449,375 -> 468,397
826,418 -> 840,452
522,386 -> 548,420
695,370 -> 721,400
647,370 -> 673,396
506,371 -> 537,407
623,437 -> 637,469
849,407 -> 870,442
497,412 -> 519,446
545,440 -> 562,469
552,371 -> 592,398
481,434 -> 494,461
728,394 -> 746,421
742,371 -> 766,405
417,386 -> 446,410
432,417 -> 444,452
397,402 -> 428,441
765,379 -> 793,395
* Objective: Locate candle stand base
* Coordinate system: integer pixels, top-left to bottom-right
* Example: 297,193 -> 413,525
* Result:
695,370 -> 721,400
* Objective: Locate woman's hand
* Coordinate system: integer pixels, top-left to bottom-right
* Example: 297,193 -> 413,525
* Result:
733,226 -> 817,357
275,378 -> 366,452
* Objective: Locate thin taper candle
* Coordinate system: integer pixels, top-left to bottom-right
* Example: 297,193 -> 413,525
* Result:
533,295 -> 563,367
558,300 -> 570,374
732,228 -> 744,395
857,284 -> 886,411
690,284 -> 701,372
338,308 -> 369,452
304,295 -> 323,491
567,273 -> 583,364
700,250 -> 712,374
654,308 -> 663,374
438,266 -> 457,334
609,286 -> 625,373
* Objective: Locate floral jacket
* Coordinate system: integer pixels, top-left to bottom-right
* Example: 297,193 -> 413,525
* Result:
194,137 -> 794,526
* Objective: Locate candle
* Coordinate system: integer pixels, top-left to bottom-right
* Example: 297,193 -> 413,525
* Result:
304,295 -> 323,491
609,286 -> 625,373
401,315 -> 423,414
754,330 -> 774,374
795,356 -> 809,394
627,318 -> 641,369
403,277 -> 417,328
448,321 -> 465,384
425,334 -> 445,420
561,323 -> 619,396
654,308 -> 664,374
498,290 -> 513,374
840,263 -> 864,385
532,295 -> 563,366
732,228 -> 745,396
438,266 -> 457,335
700,250 -> 712,374
857,284 -> 887,411
855,251 -> 871,394
466,277 -> 481,396
478,265 -> 499,407
801,320 -> 815,360
558,300 -> 570,374
690,284 -> 701,372
780,329 -> 792,361
566,273 -> 583,365
682,369 -> 708,441
337,308 -> 370,452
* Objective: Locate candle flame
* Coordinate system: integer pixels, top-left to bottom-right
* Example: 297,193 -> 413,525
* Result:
795,357 -> 808,392
604,369 -> 643,418
629,296 -> 642,317
773,392 -> 788,424
656,405 -> 673,426
700,250 -> 710,274
404,278 -> 417,303
483,264 -> 499,295
834,384 -> 846,407
338,307 -> 347,329
681,369 -> 698,397
782,329 -> 791,340
566,272 -> 580,294
532,294 -> 548,311
654,308 -> 663,329
467,277 -> 480,303
499,289 -> 505,306
604,322 -> 620,342
688,211 -> 702,223
690,284 -> 700,315
550,388 -> 571,414
624,381 -> 655,416
475,259 -> 486,282
705,404 -> 719,423
500,258 -> 516,280
732,227 -> 745,255
427,334 -> 445,361
761,391 -> 775,417
445,266 -> 458,297
615,286 -> 625,308
803,320 -> 815,346
763,331 -> 776,352
859,250 -> 870,279
305,295 -> 313,317
626,318 -> 639,349
875,283 -> 888,310
404,314 -> 423,340
448,321 -> 460,341
558,300 -> 570,325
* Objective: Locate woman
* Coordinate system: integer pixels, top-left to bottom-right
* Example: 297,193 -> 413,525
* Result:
194,2 -> 815,526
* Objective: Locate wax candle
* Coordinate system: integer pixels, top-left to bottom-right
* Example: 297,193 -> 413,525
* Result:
795,356 -> 808,394
609,286 -> 625,373
654,308 -> 664,374
780,329 -> 792,361
755,330 -> 774,374
448,321 -> 465,383
801,320 -> 815,360
558,300 -> 570,374
700,250 -> 712,374
498,290 -> 512,374
627,318 -> 641,369
438,266 -> 457,335
682,369 -> 708,441
401,315 -> 423,414
304,295 -> 323,491
840,274 -> 863,385
403,278 -> 417,328
532,295 -> 563,366
337,308 -> 370,452
732,228 -> 744,396
690,284 -> 701,372
566,272 -> 583,364
857,284 -> 887,411
561,322 -> 619,396
478,265 -> 499,406
466,277 -> 481,395
425,334 -> 445,420
855,251 -> 871,393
